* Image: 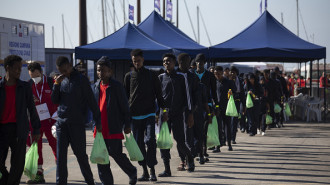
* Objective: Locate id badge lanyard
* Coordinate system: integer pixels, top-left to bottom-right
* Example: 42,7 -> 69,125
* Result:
35,75 -> 45,102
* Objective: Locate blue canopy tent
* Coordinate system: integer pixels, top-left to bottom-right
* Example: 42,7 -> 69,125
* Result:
138,11 -> 208,57
209,11 -> 326,62
210,10 -> 327,122
75,22 -> 173,61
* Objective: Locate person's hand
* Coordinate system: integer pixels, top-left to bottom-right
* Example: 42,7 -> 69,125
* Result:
32,134 -> 41,142
161,112 -> 168,122
248,90 -> 252,94
228,89 -> 233,96
215,107 -> 220,117
208,114 -> 213,124
54,74 -> 65,85
33,95 -> 39,103
96,124 -> 102,132
187,113 -> 194,128
124,127 -> 131,134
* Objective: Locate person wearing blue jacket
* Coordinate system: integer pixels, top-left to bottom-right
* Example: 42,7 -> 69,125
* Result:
0,55 -> 40,185
92,56 -> 137,185
51,56 -> 101,185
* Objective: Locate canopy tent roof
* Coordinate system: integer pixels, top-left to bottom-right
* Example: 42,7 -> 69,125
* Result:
209,11 -> 326,62
138,11 -> 208,57
75,22 -> 173,61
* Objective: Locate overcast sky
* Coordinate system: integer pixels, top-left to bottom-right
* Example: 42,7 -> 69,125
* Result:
1,0 -> 329,69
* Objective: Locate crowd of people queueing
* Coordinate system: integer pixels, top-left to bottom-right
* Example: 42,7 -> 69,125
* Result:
0,50 -> 294,185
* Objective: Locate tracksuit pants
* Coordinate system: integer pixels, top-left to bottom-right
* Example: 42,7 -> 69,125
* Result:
97,139 -> 136,185
27,120 -> 57,166
217,110 -> 232,147
56,123 -> 94,185
160,114 -> 192,162
131,116 -> 157,168
0,123 -> 27,185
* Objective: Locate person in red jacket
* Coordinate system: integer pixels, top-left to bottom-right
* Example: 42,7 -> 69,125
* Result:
26,62 -> 58,184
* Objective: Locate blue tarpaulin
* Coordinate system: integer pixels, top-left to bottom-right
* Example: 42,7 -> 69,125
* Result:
209,11 -> 326,62
138,11 -> 208,57
75,22 -> 173,61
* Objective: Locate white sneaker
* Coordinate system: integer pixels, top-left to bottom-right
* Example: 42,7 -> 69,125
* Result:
261,132 -> 265,136
257,129 -> 261,135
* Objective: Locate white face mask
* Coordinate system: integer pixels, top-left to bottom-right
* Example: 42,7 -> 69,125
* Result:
32,76 -> 42,84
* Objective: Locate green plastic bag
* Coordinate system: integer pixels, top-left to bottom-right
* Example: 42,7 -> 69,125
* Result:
124,133 -> 144,161
207,118 -> 220,148
90,132 -> 109,164
156,122 -> 173,149
274,104 -> 282,113
226,95 -> 238,117
212,116 -> 219,137
24,142 -> 39,180
246,93 -> 254,108
266,115 -> 273,125
285,103 -> 292,117
0,171 -> 2,179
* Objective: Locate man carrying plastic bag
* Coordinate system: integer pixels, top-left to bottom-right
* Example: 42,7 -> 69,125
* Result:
213,66 -> 236,152
0,55 -> 40,185
92,57 -> 137,185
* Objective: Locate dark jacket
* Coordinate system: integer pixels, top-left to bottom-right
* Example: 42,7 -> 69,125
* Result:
264,78 -> 280,104
216,77 -> 236,110
277,75 -> 289,99
124,67 -> 166,117
244,82 -> 263,104
196,83 -> 208,112
159,70 -> 187,117
93,78 -> 130,134
0,79 -> 40,138
177,69 -> 199,112
196,70 -> 219,105
51,70 -> 101,126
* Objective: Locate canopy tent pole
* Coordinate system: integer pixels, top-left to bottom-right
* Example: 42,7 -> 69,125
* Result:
318,59 -> 320,97
324,58 -> 327,122
309,61 -> 312,96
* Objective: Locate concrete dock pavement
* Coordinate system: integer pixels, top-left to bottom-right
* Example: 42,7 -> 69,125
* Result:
14,122 -> 330,184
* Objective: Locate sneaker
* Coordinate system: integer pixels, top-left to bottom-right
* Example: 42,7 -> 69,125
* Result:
261,132 -> 265,136
212,147 -> 221,153
232,141 -> 237,144
158,171 -> 171,177
199,156 -> 205,165
26,173 -> 46,184
177,162 -> 186,171
257,129 -> 261,135
228,146 -> 233,151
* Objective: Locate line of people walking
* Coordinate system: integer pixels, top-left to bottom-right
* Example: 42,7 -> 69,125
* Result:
0,51 -> 289,185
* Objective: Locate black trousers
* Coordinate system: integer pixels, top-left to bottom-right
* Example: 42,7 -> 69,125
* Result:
231,101 -> 241,142
239,103 -> 247,132
217,110 -> 232,147
160,114 -> 192,161
56,123 -> 94,185
247,102 -> 260,135
179,110 -> 204,161
131,116 -> 157,168
97,139 -> 136,185
0,123 -> 27,185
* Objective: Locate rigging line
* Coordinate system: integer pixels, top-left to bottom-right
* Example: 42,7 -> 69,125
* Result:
298,6 -> 309,42
199,9 -> 212,46
53,28 -> 60,48
183,0 -> 197,41
113,0 -> 121,29
64,22 -> 74,48
88,25 -> 94,43
105,0 -> 114,33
